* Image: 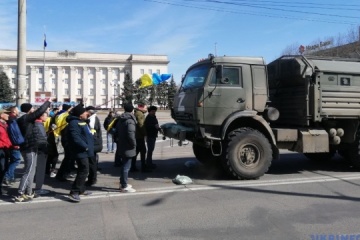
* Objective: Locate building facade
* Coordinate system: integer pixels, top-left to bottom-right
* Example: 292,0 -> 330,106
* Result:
0,49 -> 169,108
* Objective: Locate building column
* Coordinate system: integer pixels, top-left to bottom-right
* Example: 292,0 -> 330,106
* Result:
44,66 -> 50,91
107,67 -> 112,109
70,66 -> 77,102
56,66 -> 64,103
95,67 -> 101,107
29,66 -> 37,103
83,67 -> 89,107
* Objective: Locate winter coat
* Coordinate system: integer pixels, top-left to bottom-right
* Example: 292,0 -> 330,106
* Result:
145,114 -> 159,138
134,109 -> 147,139
115,112 -> 137,158
103,116 -> 113,132
66,115 -> 94,159
17,101 -> 51,150
0,121 -> 12,149
34,119 -> 48,153
89,114 -> 103,153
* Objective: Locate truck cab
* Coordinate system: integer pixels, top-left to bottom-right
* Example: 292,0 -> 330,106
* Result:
168,54 -> 270,142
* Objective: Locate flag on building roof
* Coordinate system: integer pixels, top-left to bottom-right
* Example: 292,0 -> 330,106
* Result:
140,73 -> 172,88
44,34 -> 47,48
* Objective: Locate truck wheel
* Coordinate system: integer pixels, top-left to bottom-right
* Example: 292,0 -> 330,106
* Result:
346,135 -> 360,169
224,128 -> 273,179
192,143 -> 219,166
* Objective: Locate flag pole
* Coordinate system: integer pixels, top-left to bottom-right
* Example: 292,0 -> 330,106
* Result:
43,33 -> 47,91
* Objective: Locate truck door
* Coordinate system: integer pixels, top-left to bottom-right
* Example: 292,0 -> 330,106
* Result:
202,65 -> 251,126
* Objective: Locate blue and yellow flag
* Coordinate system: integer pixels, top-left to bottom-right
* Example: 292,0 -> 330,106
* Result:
140,73 -> 172,88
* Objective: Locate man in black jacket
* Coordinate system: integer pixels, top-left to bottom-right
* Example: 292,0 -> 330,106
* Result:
115,103 -> 137,193
85,106 -> 102,186
14,101 -> 51,202
144,106 -> 161,170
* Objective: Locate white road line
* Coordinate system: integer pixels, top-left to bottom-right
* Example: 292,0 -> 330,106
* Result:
1,174 -> 360,206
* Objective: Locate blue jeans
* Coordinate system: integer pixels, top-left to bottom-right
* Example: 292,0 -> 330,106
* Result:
146,137 -> 157,165
120,157 -> 132,188
107,133 -> 116,152
5,149 -> 21,181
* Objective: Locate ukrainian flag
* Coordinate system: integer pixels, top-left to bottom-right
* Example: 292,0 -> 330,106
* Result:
140,73 -> 172,88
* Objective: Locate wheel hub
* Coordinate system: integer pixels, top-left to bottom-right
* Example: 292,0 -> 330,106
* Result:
238,144 -> 260,167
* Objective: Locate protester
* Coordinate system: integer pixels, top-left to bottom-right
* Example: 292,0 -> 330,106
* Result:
14,101 -> 51,202
67,104 -> 94,202
56,104 -> 76,181
0,109 -> 12,196
3,106 -> 22,186
85,106 -> 102,186
131,104 -> 151,172
34,112 -> 50,196
103,111 -> 116,154
49,107 -> 59,118
115,103 -> 137,193
45,110 -> 59,178
144,106 -> 161,170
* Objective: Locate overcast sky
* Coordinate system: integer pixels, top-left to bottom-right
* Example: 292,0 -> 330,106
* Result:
0,0 -> 359,83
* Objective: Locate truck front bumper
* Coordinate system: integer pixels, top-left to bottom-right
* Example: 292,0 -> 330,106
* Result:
160,123 -> 195,141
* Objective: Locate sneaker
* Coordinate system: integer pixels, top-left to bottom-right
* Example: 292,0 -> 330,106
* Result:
80,191 -> 93,196
35,189 -> 50,195
120,186 -> 136,193
68,193 -> 81,202
2,178 -> 12,186
13,194 -> 33,203
50,172 -> 57,178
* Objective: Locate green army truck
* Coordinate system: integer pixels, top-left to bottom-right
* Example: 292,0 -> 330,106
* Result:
161,54 -> 360,179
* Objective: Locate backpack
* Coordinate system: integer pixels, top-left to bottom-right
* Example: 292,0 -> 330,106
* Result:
7,119 -> 25,145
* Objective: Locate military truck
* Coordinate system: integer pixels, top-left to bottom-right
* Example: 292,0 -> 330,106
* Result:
161,54 -> 360,179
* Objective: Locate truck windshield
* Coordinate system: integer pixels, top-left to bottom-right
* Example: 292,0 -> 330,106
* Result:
181,65 -> 209,90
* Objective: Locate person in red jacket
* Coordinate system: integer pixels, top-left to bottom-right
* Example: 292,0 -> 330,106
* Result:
0,108 -> 12,196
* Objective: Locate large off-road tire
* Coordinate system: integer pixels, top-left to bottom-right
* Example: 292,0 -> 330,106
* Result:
192,143 -> 220,166
343,133 -> 360,169
223,128 -> 273,180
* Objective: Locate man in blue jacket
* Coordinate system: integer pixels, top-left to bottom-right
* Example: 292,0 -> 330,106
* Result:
66,104 -> 94,202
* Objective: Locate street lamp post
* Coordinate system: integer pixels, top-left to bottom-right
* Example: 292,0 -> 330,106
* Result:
110,80 -> 120,112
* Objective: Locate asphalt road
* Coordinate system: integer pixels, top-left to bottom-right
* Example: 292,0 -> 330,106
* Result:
1,110 -> 360,240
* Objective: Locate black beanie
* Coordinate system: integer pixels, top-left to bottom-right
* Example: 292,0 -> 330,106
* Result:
71,104 -> 86,117
62,104 -> 71,111
20,103 -> 33,113
124,103 -> 134,113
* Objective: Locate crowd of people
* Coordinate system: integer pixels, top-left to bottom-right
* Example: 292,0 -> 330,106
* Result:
0,100 -> 161,203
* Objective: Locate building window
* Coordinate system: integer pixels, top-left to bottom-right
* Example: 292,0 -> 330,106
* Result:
12,68 -> 17,74
156,69 -> 160,74
90,99 -> 94,105
52,79 -> 56,84
39,68 -> 43,74
90,88 -> 94,95
148,69 -> 152,74
39,79 -> 43,85
52,88 -> 56,95
78,79 -> 82,84
90,79 -> 94,85
102,88 -> 106,95
65,89 -> 69,95
77,89 -> 82,95
102,99 -> 106,105
64,79 -> 69,84
140,69 -> 144,75
12,78 -> 16,85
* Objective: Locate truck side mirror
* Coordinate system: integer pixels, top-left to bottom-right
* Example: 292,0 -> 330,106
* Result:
220,77 -> 230,84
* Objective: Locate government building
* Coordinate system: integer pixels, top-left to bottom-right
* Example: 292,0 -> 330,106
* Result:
0,49 -> 169,108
